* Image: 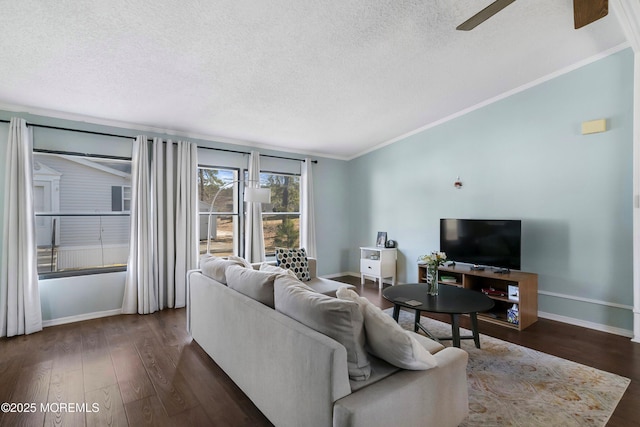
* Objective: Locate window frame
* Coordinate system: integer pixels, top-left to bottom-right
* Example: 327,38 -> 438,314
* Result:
197,165 -> 243,257
34,151 -> 132,279
111,185 -> 132,212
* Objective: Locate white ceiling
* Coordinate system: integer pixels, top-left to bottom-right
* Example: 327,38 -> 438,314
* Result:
0,1 -> 628,160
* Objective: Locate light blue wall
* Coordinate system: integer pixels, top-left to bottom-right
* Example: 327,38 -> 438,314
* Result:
347,48 -> 635,332
39,272 -> 126,321
0,113 -> 351,322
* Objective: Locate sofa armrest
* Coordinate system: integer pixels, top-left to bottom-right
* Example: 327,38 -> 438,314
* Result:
333,347 -> 469,427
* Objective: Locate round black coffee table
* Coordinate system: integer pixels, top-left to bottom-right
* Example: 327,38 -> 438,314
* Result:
382,284 -> 494,348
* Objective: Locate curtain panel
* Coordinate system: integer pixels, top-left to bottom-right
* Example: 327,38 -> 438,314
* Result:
244,151 -> 265,263
123,137 -> 198,314
0,118 -> 42,337
300,158 -> 317,258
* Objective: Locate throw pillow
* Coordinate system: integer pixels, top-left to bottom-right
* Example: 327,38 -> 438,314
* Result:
274,247 -> 311,281
274,275 -> 371,381
336,288 -> 438,370
226,265 -> 279,308
259,262 -> 297,278
227,255 -> 252,269
200,255 -> 248,285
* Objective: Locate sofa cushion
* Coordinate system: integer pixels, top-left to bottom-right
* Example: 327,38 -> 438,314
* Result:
408,330 -> 445,355
348,354 -> 400,393
274,275 -> 371,381
306,277 -> 354,297
274,247 -> 311,281
336,288 -> 438,370
200,254 -> 248,285
226,265 -> 279,308
259,262 -> 297,278
227,255 -> 252,269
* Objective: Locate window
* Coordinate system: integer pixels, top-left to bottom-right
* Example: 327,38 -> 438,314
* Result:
198,167 -> 240,257
33,153 -> 132,277
111,185 -> 131,212
257,172 -> 300,256
198,167 -> 300,258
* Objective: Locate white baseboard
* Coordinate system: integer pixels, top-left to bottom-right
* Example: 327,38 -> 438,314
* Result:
42,308 -> 122,328
538,311 -> 633,338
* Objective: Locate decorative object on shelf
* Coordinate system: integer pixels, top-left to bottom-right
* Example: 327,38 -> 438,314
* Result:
481,287 -> 508,297
417,251 -> 447,296
206,179 -> 271,254
376,231 -> 387,247
454,176 -> 463,189
508,285 -> 519,299
507,304 -> 519,325
385,239 -> 397,248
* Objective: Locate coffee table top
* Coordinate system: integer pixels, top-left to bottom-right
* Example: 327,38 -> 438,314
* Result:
382,284 -> 495,315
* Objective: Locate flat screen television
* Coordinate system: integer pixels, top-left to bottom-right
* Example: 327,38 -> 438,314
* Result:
440,219 -> 522,270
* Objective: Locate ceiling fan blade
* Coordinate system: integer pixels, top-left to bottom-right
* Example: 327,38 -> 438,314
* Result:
573,0 -> 608,29
456,0 -> 516,31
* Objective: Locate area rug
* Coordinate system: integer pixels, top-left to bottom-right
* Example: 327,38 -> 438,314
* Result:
385,308 -> 631,427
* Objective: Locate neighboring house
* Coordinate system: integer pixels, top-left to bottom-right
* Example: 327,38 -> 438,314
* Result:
33,153 -> 131,272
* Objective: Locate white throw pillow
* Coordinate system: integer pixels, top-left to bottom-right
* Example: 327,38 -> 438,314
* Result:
227,255 -> 252,269
274,276 -> 371,381
200,255 -> 248,284
226,265 -> 279,308
259,262 -> 297,278
336,288 -> 438,370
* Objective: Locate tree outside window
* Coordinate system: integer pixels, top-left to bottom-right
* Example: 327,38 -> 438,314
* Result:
259,173 -> 300,254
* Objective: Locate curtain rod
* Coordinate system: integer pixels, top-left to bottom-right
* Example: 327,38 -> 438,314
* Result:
34,148 -> 131,161
0,119 -> 317,163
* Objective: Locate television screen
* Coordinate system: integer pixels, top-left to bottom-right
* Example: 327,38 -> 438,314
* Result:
440,219 -> 521,270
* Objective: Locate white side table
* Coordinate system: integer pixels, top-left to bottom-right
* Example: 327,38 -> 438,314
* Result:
360,246 -> 397,288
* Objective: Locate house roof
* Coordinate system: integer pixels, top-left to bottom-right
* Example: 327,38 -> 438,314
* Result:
0,1 -> 628,160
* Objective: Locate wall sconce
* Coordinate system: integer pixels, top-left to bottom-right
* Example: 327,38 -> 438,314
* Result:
454,176 -> 463,189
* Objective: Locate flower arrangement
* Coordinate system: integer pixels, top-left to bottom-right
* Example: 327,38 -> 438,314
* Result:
417,251 -> 447,268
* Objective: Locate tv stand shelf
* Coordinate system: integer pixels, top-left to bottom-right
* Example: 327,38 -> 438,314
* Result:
418,264 -> 538,331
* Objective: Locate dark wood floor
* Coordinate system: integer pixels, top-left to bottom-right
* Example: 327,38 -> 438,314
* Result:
1,276 -> 638,426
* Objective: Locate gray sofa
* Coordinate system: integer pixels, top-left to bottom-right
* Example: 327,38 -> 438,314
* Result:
187,257 -> 469,427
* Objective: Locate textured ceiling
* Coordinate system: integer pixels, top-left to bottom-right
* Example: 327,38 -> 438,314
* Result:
0,1 -> 628,159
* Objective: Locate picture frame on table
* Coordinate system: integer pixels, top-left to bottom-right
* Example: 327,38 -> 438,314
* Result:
376,231 -> 387,247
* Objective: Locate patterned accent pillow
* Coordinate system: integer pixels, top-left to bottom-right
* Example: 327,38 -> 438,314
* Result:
274,247 -> 310,281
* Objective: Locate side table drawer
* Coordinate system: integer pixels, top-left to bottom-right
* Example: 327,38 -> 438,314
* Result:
361,259 -> 381,275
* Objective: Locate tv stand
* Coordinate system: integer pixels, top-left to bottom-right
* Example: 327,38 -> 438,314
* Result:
418,264 -> 538,330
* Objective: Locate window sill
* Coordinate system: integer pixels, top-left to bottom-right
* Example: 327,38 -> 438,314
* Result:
38,266 -> 127,280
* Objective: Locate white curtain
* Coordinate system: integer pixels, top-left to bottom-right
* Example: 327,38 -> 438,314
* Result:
123,137 -> 198,314
300,158 -> 317,258
0,118 -> 42,337
244,151 -> 265,263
